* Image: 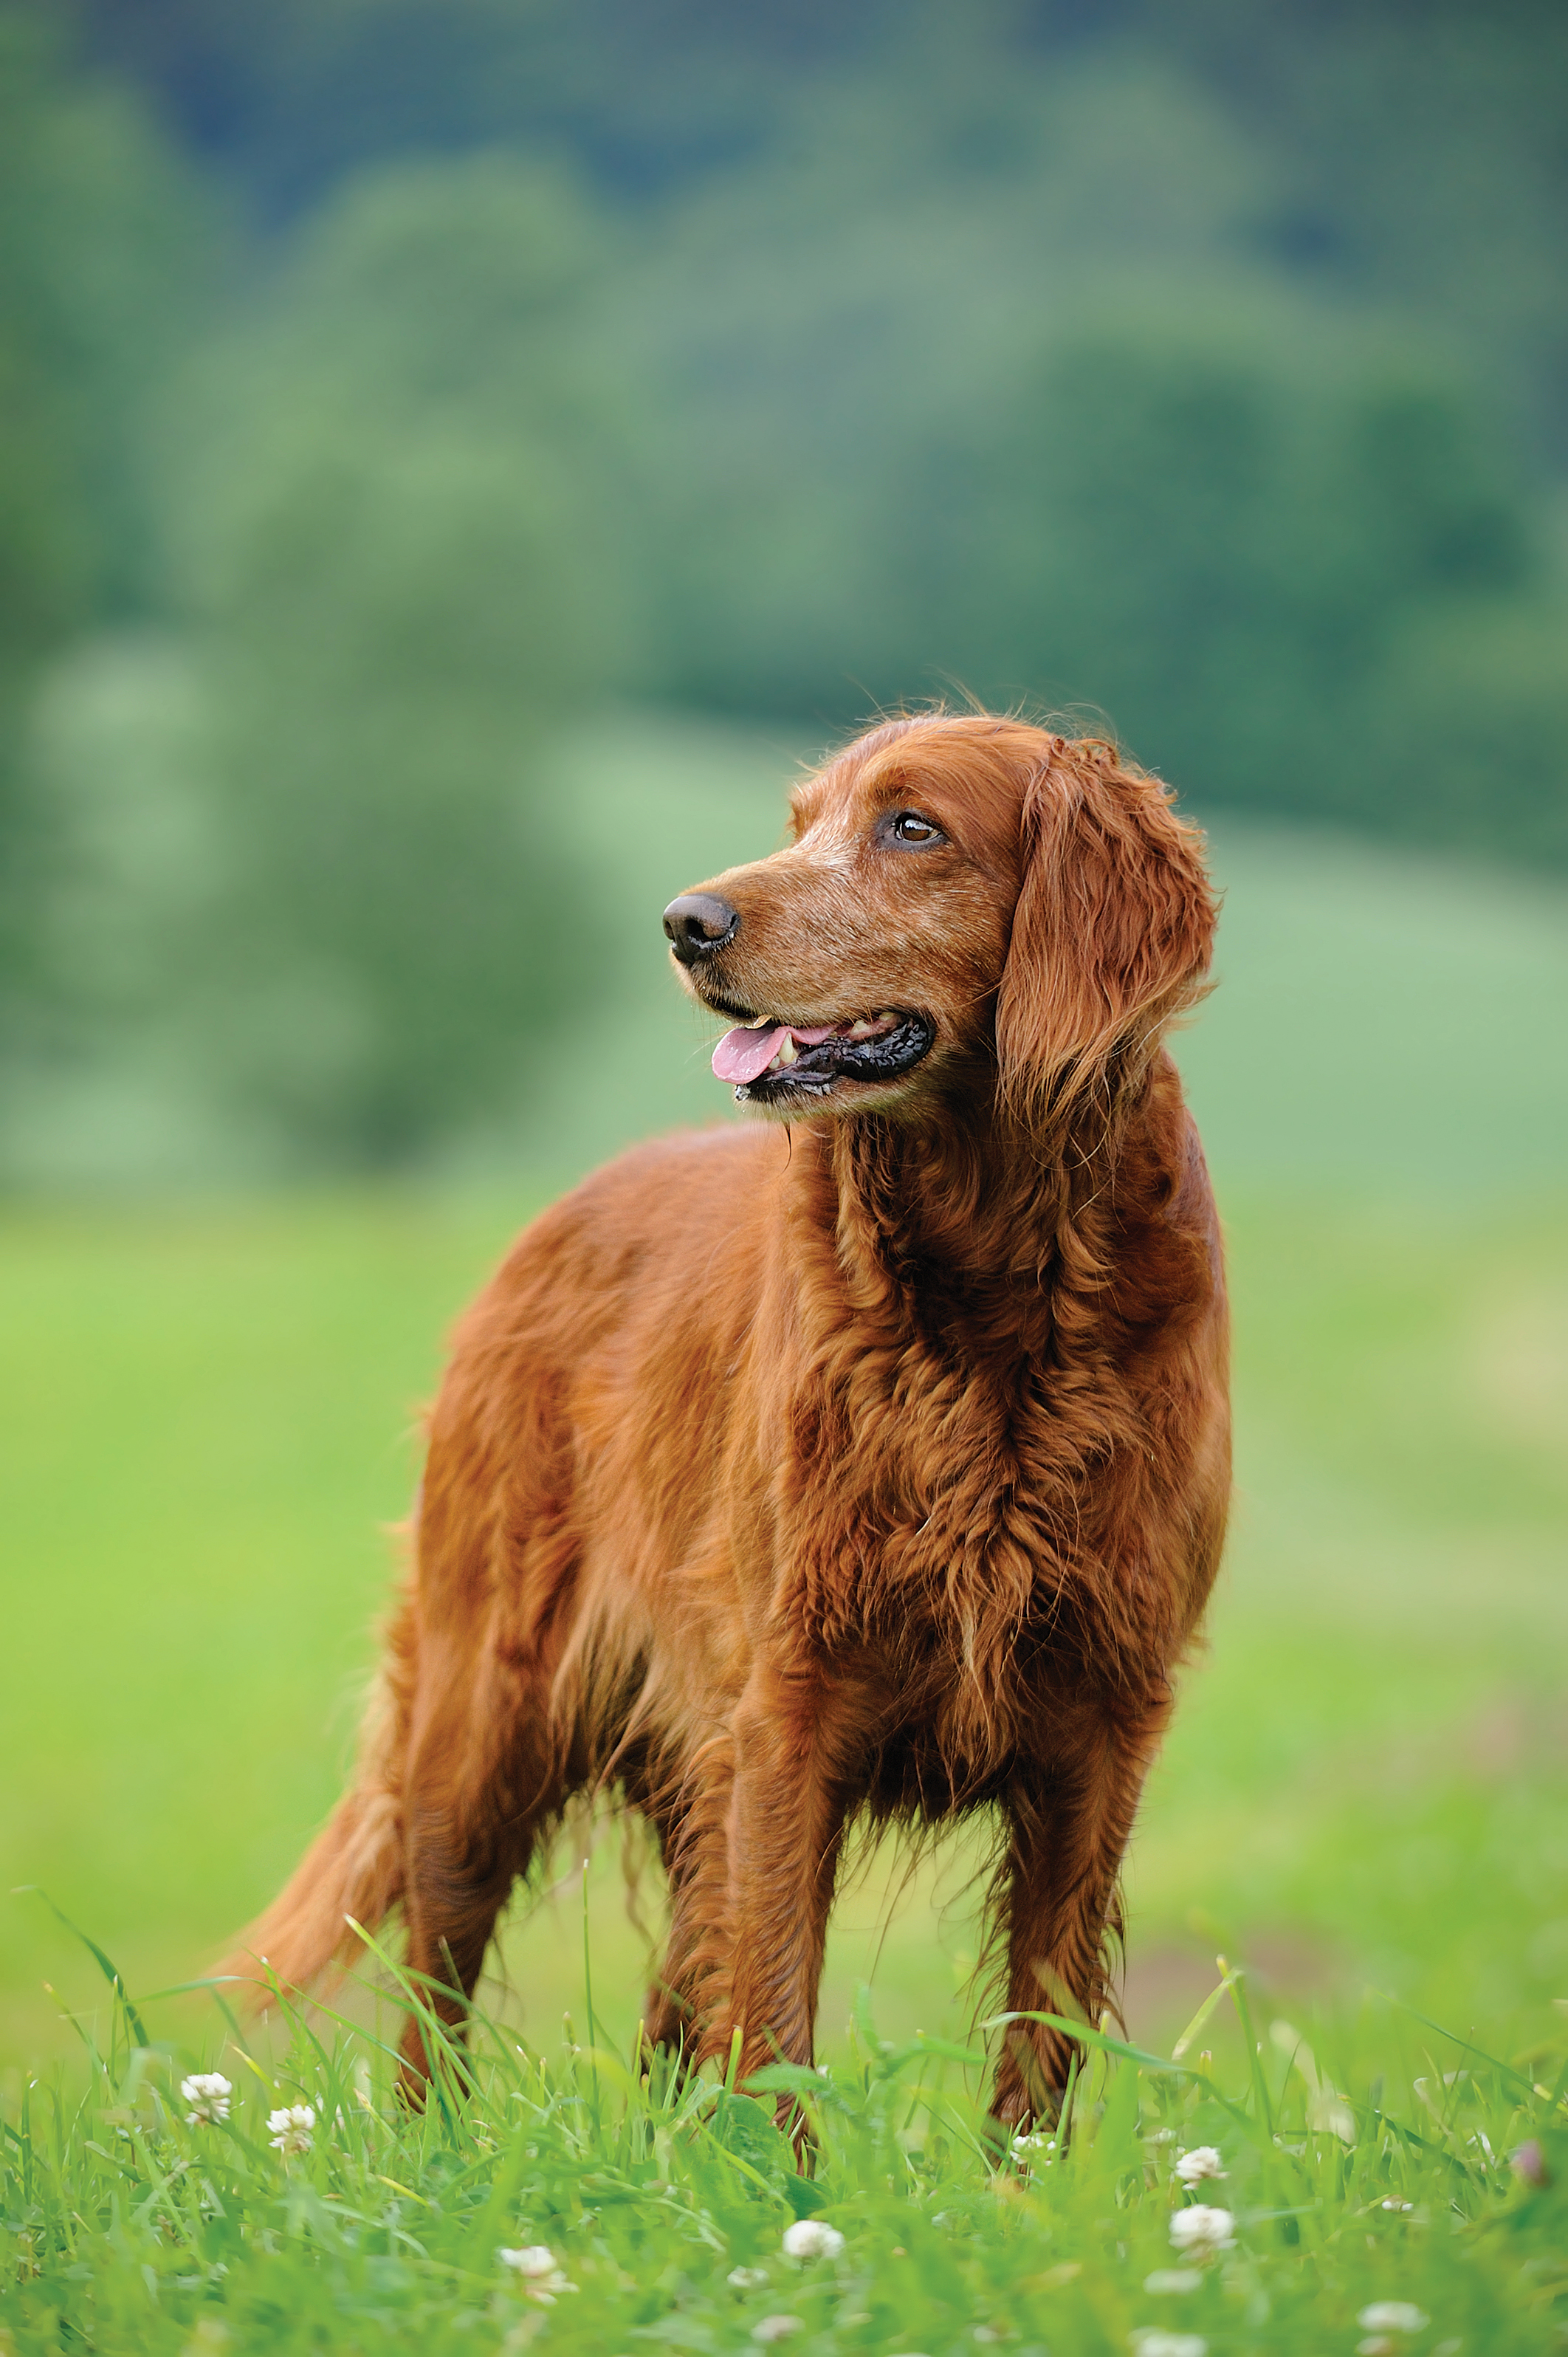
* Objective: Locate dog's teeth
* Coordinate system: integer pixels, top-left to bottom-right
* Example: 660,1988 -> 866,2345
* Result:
743,1013 -> 771,1028
776,1035 -> 798,1066
847,1018 -> 874,1039
878,1011 -> 898,1025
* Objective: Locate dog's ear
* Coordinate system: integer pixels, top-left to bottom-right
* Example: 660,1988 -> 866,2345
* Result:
994,738 -> 1217,1135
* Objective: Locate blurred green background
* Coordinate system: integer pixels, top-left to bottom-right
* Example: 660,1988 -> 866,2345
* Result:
1,2 -> 1565,2068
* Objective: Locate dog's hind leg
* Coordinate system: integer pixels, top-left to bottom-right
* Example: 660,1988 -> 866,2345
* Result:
396,1643 -> 567,2091
989,1694 -> 1172,2133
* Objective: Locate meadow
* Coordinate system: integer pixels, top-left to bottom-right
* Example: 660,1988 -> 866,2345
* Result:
3,718 -> 1567,2350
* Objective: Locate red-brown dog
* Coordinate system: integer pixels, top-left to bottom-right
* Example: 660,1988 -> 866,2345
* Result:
226,711 -> 1230,2127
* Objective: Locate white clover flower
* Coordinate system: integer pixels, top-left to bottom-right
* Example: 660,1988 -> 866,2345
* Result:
1380,2198 -> 1414,2213
1130,2333 -> 1207,2357
1168,2205 -> 1235,2259
1143,2270 -> 1203,2295
1356,2304 -> 1428,2334
729,2265 -> 770,2289
181,2073 -> 232,2126
752,2319 -> 805,2344
1174,2146 -> 1225,2186
781,2219 -> 845,2260
1011,2130 -> 1056,2166
266,2104 -> 315,2156
498,2246 -> 556,2277
498,2244 -> 575,2301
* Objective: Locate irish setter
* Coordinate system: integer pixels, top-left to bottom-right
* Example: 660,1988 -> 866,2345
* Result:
226,712 -> 1230,2129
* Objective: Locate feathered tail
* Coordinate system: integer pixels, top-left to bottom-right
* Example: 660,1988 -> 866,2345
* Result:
216,1624 -> 412,2009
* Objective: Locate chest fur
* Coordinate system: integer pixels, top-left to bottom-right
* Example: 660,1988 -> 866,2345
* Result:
778,1332 -> 1173,1656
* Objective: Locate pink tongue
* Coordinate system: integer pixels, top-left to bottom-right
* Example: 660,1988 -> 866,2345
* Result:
711,1023 -> 836,1085
712,1026 -> 788,1084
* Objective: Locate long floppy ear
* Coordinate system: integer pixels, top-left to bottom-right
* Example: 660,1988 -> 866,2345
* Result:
994,737 -> 1217,1136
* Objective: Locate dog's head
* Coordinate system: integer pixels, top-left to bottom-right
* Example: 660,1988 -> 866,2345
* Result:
664,713 -> 1217,1132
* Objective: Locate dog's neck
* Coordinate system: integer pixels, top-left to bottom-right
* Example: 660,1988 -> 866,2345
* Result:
794,1057 -> 1175,1364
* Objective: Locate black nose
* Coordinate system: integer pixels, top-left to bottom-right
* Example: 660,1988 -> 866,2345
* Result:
663,892 -> 739,965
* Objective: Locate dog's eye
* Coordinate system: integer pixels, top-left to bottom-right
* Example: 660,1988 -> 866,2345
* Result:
887,811 -> 945,848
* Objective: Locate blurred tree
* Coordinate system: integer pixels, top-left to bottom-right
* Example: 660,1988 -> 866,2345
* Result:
67,3 -> 1568,874
922,300 -> 1550,837
613,44 -> 1568,863
1375,600 -> 1568,868
623,51 -> 1278,718
1140,0 -> 1568,462
173,158 -> 642,1164
80,0 -> 1568,452
0,1 -> 1560,1195
78,0 -> 896,217
0,4 -> 213,1008
13,635 -> 241,1187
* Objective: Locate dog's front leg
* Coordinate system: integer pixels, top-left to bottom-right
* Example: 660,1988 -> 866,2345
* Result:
991,1695 -> 1170,2133
716,1662 -> 858,2103
639,1737 -> 740,2063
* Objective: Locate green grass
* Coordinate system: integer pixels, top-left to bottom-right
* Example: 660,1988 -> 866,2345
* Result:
4,713 -> 1568,2345
4,1942 -> 1567,2355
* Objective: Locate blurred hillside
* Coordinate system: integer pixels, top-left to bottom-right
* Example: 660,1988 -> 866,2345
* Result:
1,0 -> 1565,1176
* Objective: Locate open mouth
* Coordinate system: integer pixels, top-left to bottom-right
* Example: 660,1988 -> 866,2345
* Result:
709,1008 -> 935,1102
